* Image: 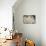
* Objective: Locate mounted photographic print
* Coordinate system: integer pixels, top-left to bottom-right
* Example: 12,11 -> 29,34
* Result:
23,15 -> 36,24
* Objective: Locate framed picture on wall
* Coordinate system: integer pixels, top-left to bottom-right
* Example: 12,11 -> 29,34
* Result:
23,15 -> 36,24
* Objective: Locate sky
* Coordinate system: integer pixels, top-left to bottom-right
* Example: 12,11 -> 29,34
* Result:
0,0 -> 16,30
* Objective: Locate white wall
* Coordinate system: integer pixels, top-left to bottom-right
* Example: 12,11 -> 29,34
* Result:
13,0 -> 46,46
41,0 -> 46,46
13,0 -> 41,46
0,0 -> 16,30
